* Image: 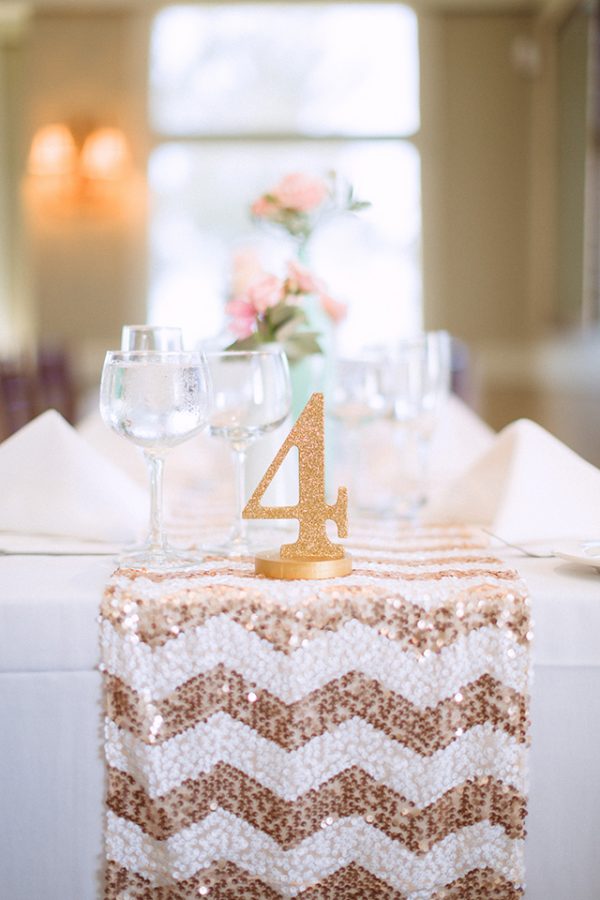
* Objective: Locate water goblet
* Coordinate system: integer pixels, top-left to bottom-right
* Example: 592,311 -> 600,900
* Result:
204,348 -> 291,557
120,325 -> 185,551
99,350 -> 211,570
388,331 -> 451,517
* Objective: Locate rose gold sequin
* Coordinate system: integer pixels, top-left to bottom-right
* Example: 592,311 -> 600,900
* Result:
103,860 -> 524,899
105,667 -> 529,752
106,765 -> 525,847
102,581 -> 529,654
101,523 -> 530,899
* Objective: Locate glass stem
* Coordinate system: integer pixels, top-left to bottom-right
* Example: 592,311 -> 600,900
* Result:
231,446 -> 248,546
345,425 -> 361,512
148,452 -> 167,552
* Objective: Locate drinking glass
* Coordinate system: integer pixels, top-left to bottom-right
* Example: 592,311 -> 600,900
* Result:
120,326 -> 185,551
204,348 -> 291,557
329,355 -> 392,510
100,350 -> 211,569
388,331 -> 451,516
121,324 -> 183,352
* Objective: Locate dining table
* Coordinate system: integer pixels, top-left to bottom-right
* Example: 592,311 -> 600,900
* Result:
1,529 -> 599,899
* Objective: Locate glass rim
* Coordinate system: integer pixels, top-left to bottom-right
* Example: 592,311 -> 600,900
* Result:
357,332 -> 451,357
397,330 -> 450,346
104,349 -> 206,362
121,324 -> 183,332
202,347 -> 287,358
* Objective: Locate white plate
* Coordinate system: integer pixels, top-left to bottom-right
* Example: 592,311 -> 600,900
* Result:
554,540 -> 600,572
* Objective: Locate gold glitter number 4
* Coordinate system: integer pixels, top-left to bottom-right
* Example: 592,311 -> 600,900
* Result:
243,392 -> 348,560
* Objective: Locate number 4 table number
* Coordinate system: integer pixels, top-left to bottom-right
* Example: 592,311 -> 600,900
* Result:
243,392 -> 352,579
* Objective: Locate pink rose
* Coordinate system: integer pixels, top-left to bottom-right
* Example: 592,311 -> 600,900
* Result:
250,195 -> 279,219
272,173 -> 328,212
225,298 -> 256,338
319,293 -> 347,323
285,259 -> 321,295
247,273 -> 284,314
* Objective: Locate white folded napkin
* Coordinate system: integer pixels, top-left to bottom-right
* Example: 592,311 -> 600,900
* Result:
0,409 -> 147,544
77,409 -> 148,486
429,394 -> 495,485
424,418 -> 600,542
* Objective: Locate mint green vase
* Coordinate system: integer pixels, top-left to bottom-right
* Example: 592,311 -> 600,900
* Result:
289,294 -> 334,420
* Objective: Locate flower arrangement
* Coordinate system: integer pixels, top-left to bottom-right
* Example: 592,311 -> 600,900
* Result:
226,255 -> 346,363
250,171 -> 370,247
226,171 -> 368,364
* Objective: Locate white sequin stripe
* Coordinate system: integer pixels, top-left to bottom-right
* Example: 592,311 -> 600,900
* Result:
102,618 -> 528,705
350,560 -> 515,576
105,715 -> 527,803
348,547 -> 497,561
108,571 -> 526,612
105,810 -> 524,897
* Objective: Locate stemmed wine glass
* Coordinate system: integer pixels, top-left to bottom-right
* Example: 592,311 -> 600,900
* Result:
120,325 -> 184,551
328,355 -> 392,511
99,350 -> 211,570
204,348 -> 291,557
388,331 -> 451,516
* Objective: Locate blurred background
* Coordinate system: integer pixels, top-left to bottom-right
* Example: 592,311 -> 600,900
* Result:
0,0 -> 599,464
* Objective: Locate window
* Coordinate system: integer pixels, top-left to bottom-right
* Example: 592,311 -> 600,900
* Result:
148,2 -> 421,351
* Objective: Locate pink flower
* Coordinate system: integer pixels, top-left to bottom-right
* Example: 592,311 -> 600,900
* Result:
225,298 -> 256,338
319,293 -> 347,323
250,195 -> 279,219
285,259 -> 321,295
272,173 -> 328,212
246,273 -> 284,313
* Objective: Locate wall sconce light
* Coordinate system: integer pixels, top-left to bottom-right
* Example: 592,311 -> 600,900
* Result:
28,124 -> 78,177
25,122 -> 134,217
80,127 -> 131,182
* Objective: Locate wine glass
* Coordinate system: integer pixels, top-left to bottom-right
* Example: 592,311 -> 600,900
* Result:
99,350 -> 211,570
328,355 -> 392,511
120,325 -> 185,551
388,331 -> 451,516
204,348 -> 291,557
121,324 -> 183,352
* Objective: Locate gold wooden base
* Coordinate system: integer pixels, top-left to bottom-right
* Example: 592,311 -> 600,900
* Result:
254,550 -> 353,580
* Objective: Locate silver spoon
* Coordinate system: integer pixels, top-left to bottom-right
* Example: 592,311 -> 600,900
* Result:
482,529 -> 555,559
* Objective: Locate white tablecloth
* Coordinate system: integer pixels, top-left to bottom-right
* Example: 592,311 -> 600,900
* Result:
0,551 -> 599,899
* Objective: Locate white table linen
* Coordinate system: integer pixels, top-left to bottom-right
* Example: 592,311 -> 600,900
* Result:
1,551 -> 599,899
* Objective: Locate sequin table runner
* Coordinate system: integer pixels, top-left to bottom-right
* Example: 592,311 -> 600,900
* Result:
100,523 -> 531,899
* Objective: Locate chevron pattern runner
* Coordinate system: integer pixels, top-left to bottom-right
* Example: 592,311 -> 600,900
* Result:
100,523 -> 530,898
